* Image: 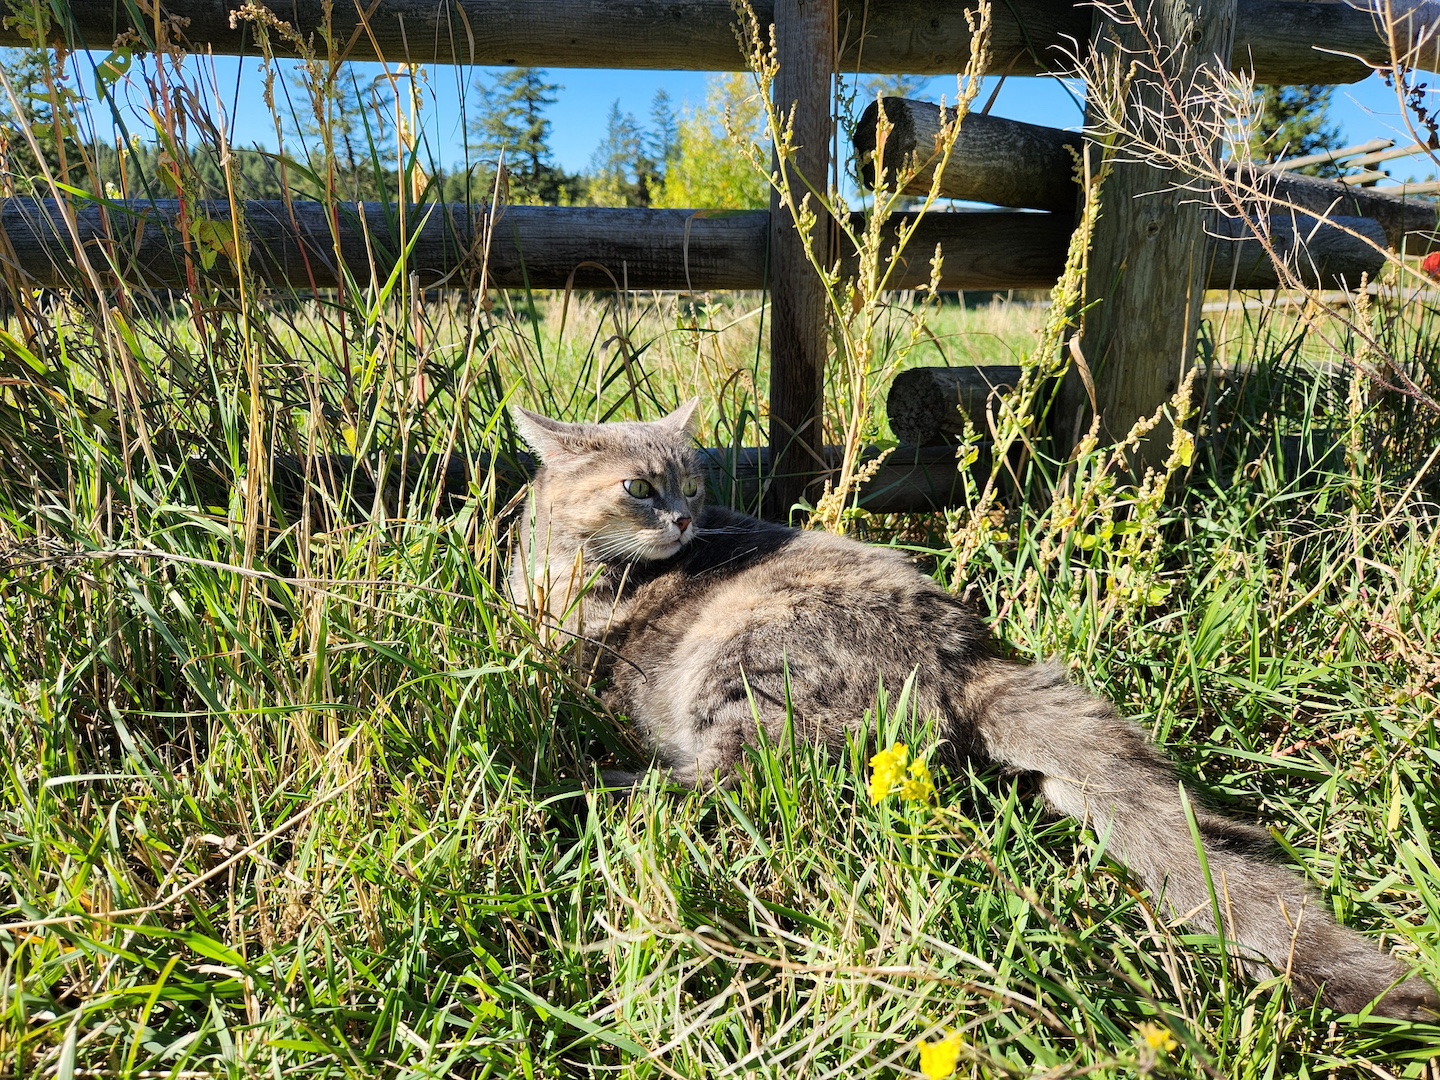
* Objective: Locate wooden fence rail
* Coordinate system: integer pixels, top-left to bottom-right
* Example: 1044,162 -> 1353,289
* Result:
855,98 -> 1440,253
5,0 -> 1434,510
0,0 -> 1422,82
0,198 -> 1387,293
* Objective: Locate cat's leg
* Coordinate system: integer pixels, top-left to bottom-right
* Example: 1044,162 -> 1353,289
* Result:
649,656 -> 793,788
963,659 -> 1439,1020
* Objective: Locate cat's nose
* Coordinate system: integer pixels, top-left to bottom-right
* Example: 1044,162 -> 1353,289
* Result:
676,516 -> 692,534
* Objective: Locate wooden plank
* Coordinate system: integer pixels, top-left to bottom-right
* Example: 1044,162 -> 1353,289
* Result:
1207,214 -> 1386,289
0,0 -> 1402,81
0,200 -> 771,291
855,99 -> 1440,253
1264,139 -> 1393,172
0,199 -> 1385,291
856,101 -> 1080,212
1333,143 -> 1429,169
1062,0 -> 1237,463
765,0 -> 834,519
1242,170 -> 1440,253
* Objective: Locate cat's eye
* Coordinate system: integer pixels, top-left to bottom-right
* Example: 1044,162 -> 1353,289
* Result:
623,479 -> 654,499
681,478 -> 700,498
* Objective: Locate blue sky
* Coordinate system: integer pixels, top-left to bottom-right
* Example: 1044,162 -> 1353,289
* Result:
54,50 -> 1440,185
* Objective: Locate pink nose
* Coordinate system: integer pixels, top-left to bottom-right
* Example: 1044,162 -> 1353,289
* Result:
676,517 -> 692,533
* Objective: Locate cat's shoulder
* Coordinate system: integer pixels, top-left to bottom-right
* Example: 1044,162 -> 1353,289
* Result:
690,506 -> 913,573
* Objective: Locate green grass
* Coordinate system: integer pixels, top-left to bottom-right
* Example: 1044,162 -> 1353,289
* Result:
3,281 -> 1440,1078
4,31 -> 1440,1079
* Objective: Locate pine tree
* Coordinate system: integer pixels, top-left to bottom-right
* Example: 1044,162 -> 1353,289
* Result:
587,100 -> 649,206
0,46 -> 73,191
468,67 -> 571,204
647,89 -> 679,173
1247,85 -> 1342,176
285,63 -> 393,199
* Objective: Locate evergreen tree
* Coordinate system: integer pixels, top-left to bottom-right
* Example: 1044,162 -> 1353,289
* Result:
0,46 -> 74,190
647,89 -> 679,173
587,100 -> 650,206
284,63 -> 394,200
468,67 -> 572,204
1247,85 -> 1343,176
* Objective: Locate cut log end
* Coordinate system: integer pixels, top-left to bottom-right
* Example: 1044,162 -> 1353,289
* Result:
887,365 -> 1024,445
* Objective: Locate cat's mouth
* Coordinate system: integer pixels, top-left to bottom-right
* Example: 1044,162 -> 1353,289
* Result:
641,532 -> 692,561
589,527 -> 693,564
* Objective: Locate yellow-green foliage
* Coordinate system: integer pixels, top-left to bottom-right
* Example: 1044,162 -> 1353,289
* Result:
651,73 -> 771,210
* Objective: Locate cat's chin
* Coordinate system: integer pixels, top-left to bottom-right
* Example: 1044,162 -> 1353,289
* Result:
634,535 -> 692,562
641,539 -> 686,561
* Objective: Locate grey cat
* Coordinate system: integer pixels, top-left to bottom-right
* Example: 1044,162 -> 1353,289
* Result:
509,399 -> 1439,1021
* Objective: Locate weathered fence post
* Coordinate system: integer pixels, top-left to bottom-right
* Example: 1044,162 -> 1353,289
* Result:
1059,0 -> 1236,463
766,0 -> 835,519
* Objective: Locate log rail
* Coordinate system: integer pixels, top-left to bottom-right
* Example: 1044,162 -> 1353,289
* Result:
0,198 -> 1387,293
0,0 -> 1415,83
5,0 -> 1436,510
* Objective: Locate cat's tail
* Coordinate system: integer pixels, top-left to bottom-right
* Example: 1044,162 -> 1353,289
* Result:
959,659 -> 1438,1020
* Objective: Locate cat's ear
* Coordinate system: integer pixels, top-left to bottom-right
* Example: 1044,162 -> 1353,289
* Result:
657,398 -> 701,438
512,408 -> 583,462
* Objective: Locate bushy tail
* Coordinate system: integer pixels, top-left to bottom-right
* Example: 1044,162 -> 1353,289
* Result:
963,660 -> 1438,1020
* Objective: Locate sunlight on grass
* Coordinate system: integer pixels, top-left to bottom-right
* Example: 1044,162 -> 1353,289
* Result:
2,17 -> 1440,1080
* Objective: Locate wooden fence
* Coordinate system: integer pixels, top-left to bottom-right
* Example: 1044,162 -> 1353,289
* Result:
1,199 -> 1385,292
0,0 -> 1416,79
2,0 -> 1438,510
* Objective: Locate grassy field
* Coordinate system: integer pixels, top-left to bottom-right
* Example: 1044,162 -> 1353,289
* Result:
3,26 -> 1440,1076
3,275 -> 1440,1079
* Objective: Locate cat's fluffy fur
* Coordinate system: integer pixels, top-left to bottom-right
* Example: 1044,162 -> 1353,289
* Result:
509,400 -> 1438,1021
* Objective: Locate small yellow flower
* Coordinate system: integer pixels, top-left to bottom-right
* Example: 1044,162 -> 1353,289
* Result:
1135,1021 -> 1177,1054
868,743 -> 908,804
918,1030 -> 964,1080
898,757 -> 935,805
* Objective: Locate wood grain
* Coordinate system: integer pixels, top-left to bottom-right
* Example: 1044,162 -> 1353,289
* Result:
887,365 -> 1025,445
1063,0 -> 1237,464
765,0 -> 834,519
0,0 -> 1398,81
0,200 -> 1384,292
855,98 -> 1440,253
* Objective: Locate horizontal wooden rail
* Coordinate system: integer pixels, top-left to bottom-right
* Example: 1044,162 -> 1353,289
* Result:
856,98 -> 1440,254
0,198 -> 1387,294
879,365 -> 1341,480
267,443 -> 976,518
886,363 -> 1245,444
887,365 -> 1026,445
0,0 -> 1417,82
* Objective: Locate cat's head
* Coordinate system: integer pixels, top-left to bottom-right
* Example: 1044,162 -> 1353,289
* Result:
512,400 -> 704,563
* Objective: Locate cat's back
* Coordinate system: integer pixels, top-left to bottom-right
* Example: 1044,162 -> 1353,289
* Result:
607,507 -> 991,737
651,505 -> 935,606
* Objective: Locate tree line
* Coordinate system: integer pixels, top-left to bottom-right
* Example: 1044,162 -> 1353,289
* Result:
0,48 -> 1342,209
0,52 -> 772,209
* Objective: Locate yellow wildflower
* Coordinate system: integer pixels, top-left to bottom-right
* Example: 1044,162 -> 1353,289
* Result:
918,1030 -> 964,1080
899,756 -> 936,805
868,743 -> 908,804
1135,1021 -> 1176,1053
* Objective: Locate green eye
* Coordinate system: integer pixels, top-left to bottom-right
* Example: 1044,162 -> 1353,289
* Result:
623,479 -> 654,498
681,477 -> 700,498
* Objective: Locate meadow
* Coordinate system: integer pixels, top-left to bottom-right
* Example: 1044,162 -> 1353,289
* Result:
4,272 -> 1440,1078
3,26 -> 1440,1080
